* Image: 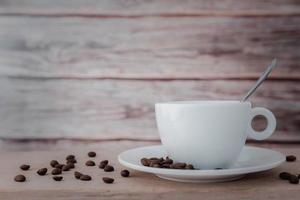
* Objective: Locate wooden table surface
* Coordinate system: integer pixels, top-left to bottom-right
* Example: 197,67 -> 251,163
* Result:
0,140 -> 299,200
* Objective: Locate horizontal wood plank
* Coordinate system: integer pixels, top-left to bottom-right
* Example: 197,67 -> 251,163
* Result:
0,16 -> 299,80
0,78 -> 299,141
0,0 -> 300,16
0,141 -> 299,200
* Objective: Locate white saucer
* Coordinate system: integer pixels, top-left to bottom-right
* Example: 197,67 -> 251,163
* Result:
118,145 -> 285,183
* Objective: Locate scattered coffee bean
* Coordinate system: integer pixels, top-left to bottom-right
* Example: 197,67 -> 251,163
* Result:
37,168 -> 47,176
171,163 -> 186,169
54,164 -> 64,169
186,164 -> 194,169
51,168 -> 62,175
286,155 -> 297,162
67,159 -> 77,164
99,160 -> 109,169
298,174 -> 300,179
74,171 -> 82,179
279,172 -> 291,180
66,162 -> 75,169
50,160 -> 59,168
20,164 -> 30,171
85,160 -> 96,166
14,174 -> 26,182
121,170 -> 130,177
53,176 -> 63,181
62,165 -> 70,171
102,177 -> 114,184
80,175 -> 92,181
289,175 -> 299,184
104,165 -> 114,172
66,155 -> 75,160
88,151 -> 96,157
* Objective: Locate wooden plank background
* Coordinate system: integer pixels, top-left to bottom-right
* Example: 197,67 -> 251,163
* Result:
0,0 -> 299,142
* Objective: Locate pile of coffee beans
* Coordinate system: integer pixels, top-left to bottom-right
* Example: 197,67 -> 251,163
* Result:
278,155 -> 299,184
14,151 -> 130,184
140,156 -> 195,169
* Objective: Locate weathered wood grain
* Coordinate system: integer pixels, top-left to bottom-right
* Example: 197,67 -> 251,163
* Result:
0,78 -> 299,141
0,0 -> 300,17
0,141 -> 299,200
0,16 -> 299,80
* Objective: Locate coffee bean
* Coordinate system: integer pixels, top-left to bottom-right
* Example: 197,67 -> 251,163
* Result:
37,168 -> 47,176
53,176 -> 63,181
161,164 -> 171,168
66,162 -> 75,169
62,165 -> 70,171
51,168 -> 62,175
20,164 -> 30,171
74,171 -> 82,179
186,164 -> 194,170
104,165 -> 114,172
14,174 -> 26,182
161,158 -> 173,165
150,157 -> 159,160
279,172 -> 291,180
141,158 -> 150,166
88,151 -> 96,157
85,160 -> 96,166
286,155 -> 297,162
99,160 -> 109,169
215,168 -> 223,170
150,159 -> 161,165
50,160 -> 59,168
289,175 -> 299,184
80,175 -> 92,181
298,174 -> 300,179
54,164 -> 64,169
171,163 -> 186,169
102,177 -> 114,184
121,170 -> 130,177
66,155 -> 75,160
67,159 -> 77,164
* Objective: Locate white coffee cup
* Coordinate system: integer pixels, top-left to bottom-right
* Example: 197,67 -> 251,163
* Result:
155,101 -> 276,169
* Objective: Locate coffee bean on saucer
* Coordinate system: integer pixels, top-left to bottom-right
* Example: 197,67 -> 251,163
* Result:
104,165 -> 114,172
99,160 -> 108,169
150,159 -> 161,165
20,164 -> 30,171
289,175 -> 299,184
88,151 -> 96,157
286,155 -> 296,162
66,155 -> 75,160
279,172 -> 291,180
186,164 -> 194,170
85,160 -> 95,166
74,171 -> 82,179
161,164 -> 171,168
80,175 -> 92,181
170,163 -> 186,169
37,168 -> 47,176
161,158 -> 173,165
51,168 -> 62,175
14,174 -> 26,182
121,170 -> 130,177
53,176 -> 63,181
54,164 -> 64,169
103,177 -> 114,184
50,160 -> 59,168
141,158 -> 150,166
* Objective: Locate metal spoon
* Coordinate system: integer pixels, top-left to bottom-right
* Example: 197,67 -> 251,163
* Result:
242,58 -> 277,102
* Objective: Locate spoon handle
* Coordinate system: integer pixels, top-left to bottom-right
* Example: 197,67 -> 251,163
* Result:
242,58 -> 277,102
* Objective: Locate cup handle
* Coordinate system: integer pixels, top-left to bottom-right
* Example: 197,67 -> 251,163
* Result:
247,107 -> 276,140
